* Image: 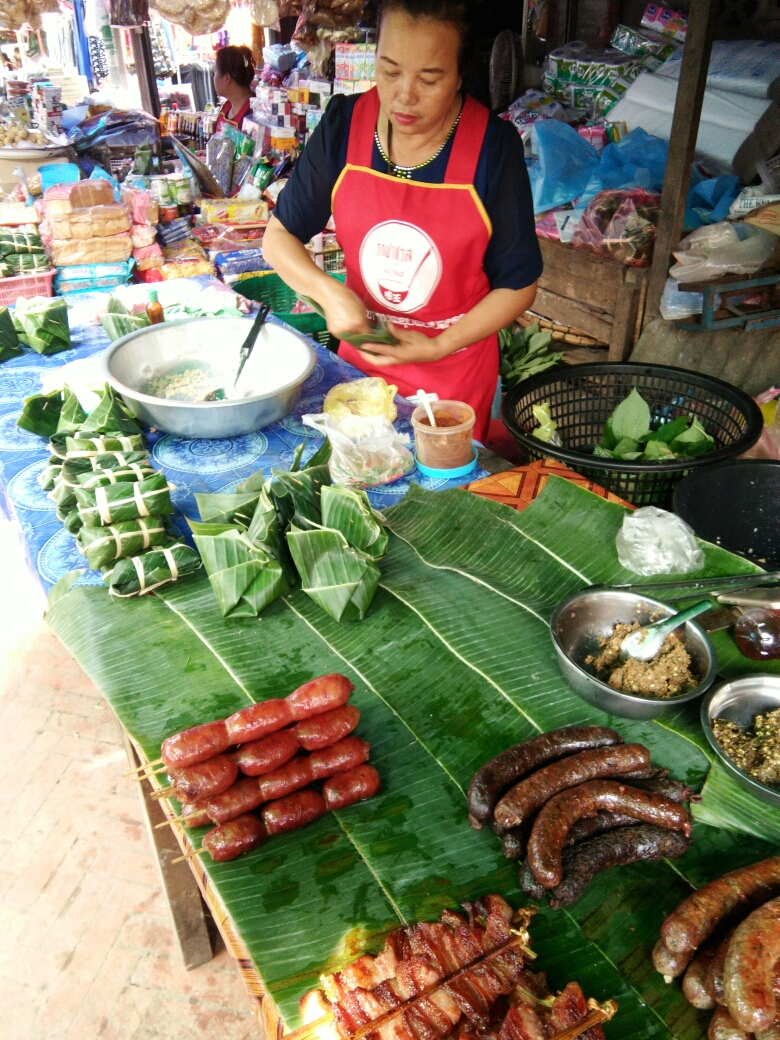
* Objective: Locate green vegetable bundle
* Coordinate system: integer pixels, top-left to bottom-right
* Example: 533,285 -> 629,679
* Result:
0,306 -> 21,363
77,517 -> 170,569
0,253 -> 50,276
499,322 -> 563,389
103,543 -> 201,598
13,296 -> 70,355
594,388 -> 716,462
75,470 -> 173,527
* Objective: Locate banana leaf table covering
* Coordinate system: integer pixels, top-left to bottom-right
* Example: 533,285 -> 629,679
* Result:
0,278 -> 490,590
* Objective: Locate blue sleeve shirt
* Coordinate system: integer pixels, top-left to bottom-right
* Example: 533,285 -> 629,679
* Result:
274,92 -> 543,292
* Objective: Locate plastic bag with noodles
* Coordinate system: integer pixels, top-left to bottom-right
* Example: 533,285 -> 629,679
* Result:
302,412 -> 414,489
323,376 -> 398,427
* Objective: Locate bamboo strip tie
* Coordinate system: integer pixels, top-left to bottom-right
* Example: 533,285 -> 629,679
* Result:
123,757 -> 163,776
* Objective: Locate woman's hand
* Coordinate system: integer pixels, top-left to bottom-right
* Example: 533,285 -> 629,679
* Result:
320,281 -> 373,338
355,325 -> 448,366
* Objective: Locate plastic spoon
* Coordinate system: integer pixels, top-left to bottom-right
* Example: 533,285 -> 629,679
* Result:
620,600 -> 713,661
417,388 -> 437,427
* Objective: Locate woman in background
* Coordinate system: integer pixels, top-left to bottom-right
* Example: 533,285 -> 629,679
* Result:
214,45 -> 255,133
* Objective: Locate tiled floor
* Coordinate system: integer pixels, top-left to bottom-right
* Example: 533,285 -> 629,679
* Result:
0,515 -> 259,1040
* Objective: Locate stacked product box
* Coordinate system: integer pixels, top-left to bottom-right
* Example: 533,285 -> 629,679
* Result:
31,81 -> 63,134
334,43 -> 376,96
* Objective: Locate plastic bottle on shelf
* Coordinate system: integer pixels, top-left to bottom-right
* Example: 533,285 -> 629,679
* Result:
146,290 -> 164,325
734,608 -> 780,660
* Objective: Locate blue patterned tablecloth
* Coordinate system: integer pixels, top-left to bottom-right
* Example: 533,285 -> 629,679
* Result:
0,278 -> 489,591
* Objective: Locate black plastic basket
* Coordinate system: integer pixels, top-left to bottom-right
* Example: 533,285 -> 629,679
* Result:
501,363 -> 763,507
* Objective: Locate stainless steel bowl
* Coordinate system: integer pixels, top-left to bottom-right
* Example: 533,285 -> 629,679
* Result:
101,316 -> 317,439
702,675 -> 780,808
550,589 -> 717,719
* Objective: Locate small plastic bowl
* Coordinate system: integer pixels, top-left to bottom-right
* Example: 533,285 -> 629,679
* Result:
411,400 -> 475,471
415,447 -> 478,479
550,588 -> 717,719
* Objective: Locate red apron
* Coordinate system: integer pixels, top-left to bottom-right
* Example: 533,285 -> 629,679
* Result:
332,88 -> 497,442
215,97 -> 251,132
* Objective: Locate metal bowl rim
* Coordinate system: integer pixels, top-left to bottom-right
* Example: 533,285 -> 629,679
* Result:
101,315 -> 317,410
550,588 -> 718,707
701,676 -> 780,806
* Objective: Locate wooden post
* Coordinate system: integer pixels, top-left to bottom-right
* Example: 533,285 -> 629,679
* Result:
644,0 -> 719,324
130,25 -> 160,118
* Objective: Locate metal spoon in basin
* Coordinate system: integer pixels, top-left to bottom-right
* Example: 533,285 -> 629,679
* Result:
204,303 -> 271,402
620,600 -> 713,661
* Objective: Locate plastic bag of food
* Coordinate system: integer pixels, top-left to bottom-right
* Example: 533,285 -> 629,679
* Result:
302,412 -> 413,489
616,506 -> 704,575
250,0 -> 278,25
669,221 -> 778,283
323,377 -> 398,427
51,234 -> 132,266
206,133 -> 234,196
571,189 -> 661,266
49,205 -> 131,241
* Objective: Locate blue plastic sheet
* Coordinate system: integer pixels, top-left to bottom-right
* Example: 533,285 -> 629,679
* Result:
684,175 -> 741,228
529,121 -> 599,214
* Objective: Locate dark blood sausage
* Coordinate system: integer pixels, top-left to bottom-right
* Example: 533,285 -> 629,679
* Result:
705,929 -> 737,1006
286,673 -> 354,720
493,744 -> 651,829
546,825 -> 691,908
502,822 -> 533,860
724,895 -> 780,1033
467,726 -> 623,828
293,704 -> 361,751
520,860 -> 548,900
527,780 -> 692,888
708,1006 -> 752,1040
322,764 -> 380,810
309,736 -> 371,780
231,728 -> 300,777
208,777 -> 267,825
653,939 -> 696,979
564,811 -> 639,846
660,856 -> 780,956
225,698 -> 293,745
171,754 -> 238,802
161,719 -> 230,770
619,764 -> 668,781
180,799 -> 212,829
202,814 -> 268,863
683,946 -> 717,1010
262,789 -> 327,836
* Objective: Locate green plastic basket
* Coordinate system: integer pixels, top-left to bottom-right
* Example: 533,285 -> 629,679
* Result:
237,270 -> 344,351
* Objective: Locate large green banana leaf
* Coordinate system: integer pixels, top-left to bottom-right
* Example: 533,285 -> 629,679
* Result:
47,476 -> 780,1039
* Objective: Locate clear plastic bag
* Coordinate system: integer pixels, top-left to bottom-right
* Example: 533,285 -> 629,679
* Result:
250,0 -> 278,25
616,506 -> 704,575
571,189 -> 661,266
323,377 -> 398,426
206,133 -> 234,196
302,412 -> 414,489
670,221 -> 778,283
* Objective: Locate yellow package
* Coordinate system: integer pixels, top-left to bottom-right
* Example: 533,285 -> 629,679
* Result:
198,198 -> 269,226
324,377 -> 398,425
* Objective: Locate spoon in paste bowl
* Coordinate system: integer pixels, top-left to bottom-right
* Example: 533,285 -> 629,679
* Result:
620,600 -> 713,661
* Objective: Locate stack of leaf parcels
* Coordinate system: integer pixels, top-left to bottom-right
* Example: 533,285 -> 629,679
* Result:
18,382 -> 200,597
191,441 -> 388,623
594,388 -> 716,462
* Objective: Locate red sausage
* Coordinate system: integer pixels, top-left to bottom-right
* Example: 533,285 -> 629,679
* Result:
161,719 -> 230,770
207,777 -> 267,825
323,765 -> 381,810
171,754 -> 238,803
705,929 -> 736,1005
285,674 -> 354,720
683,946 -> 717,1009
293,705 -> 361,751
257,756 -> 314,801
527,780 -> 692,888
180,799 -> 211,828
262,789 -> 327,836
231,728 -> 299,777
723,895 -> 780,1033
202,814 -> 268,862
708,1007 -> 751,1040
309,736 -> 370,780
225,698 -> 292,745
661,856 -> 780,956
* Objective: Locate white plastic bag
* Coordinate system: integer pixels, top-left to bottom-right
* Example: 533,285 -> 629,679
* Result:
669,221 -> 777,283
616,506 -> 704,575
302,413 -> 414,489
659,276 -> 722,319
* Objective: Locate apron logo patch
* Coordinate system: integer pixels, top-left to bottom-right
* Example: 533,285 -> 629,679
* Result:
359,220 -> 442,314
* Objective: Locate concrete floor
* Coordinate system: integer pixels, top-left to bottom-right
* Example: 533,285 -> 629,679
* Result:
0,514 -> 259,1040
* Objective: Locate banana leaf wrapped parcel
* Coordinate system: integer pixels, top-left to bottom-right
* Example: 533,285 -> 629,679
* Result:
287,524 -> 380,623
191,520 -> 291,619
57,503 -> 83,535
103,543 -> 201,597
60,452 -> 151,483
320,485 -> 388,561
18,390 -> 64,438
38,458 -> 63,490
77,517 -> 170,569
13,296 -> 71,355
0,305 -> 21,364
75,471 -> 173,527
193,491 -> 263,529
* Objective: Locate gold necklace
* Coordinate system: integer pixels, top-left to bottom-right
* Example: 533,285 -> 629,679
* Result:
375,105 -> 463,179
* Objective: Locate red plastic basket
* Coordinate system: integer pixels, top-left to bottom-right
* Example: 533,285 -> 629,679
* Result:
0,268 -> 55,305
